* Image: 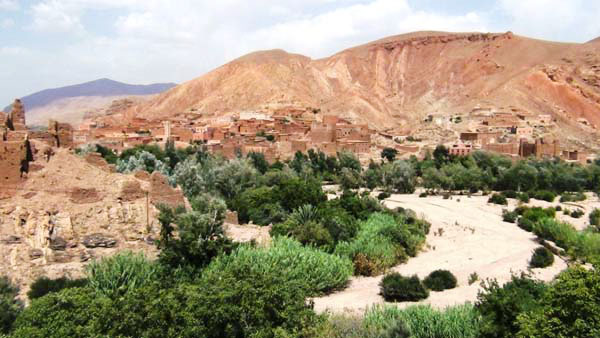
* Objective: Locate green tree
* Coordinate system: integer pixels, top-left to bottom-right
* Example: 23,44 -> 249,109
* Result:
517,266 -> 600,338
381,147 -> 398,163
381,160 -> 416,193
0,276 -> 21,334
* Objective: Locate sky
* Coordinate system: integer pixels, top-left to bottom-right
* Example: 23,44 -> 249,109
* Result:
1,0 -> 600,105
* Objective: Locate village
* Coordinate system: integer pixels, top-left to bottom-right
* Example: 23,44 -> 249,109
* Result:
1,98 -> 595,188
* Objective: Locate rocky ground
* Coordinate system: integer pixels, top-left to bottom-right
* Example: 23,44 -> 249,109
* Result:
0,147 -> 183,298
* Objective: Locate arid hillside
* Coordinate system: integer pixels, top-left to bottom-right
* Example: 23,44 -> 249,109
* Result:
124,31 -> 600,133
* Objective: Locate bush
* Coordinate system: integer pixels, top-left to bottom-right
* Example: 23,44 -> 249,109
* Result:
423,269 -> 457,291
364,304 -> 480,338
488,193 -> 507,205
529,247 -> 554,268
517,266 -> 600,338
27,276 -> 87,300
531,190 -> 556,202
589,208 -> 600,227
326,315 -> 383,338
0,276 -> 21,334
335,213 -> 427,276
559,192 -> 586,202
475,273 -> 547,338
502,210 -> 518,223
517,192 -> 530,203
555,205 -> 562,211
205,237 -> 353,296
517,217 -> 535,232
378,192 -> 391,200
570,209 -> 585,218
532,218 -> 578,250
379,273 -> 429,302
86,251 -> 159,298
503,190 -> 517,198
468,272 -> 479,285
419,192 -> 428,198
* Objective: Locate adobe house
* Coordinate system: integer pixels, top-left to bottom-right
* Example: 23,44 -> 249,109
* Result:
0,131 -> 32,185
448,143 -> 473,156
460,131 -> 501,145
310,122 -> 336,143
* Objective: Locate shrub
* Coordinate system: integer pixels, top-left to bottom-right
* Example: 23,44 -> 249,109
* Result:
326,315 -> 383,338
555,205 -> 562,211
517,218 -> 535,232
423,269 -> 458,291
0,276 -> 21,334
517,266 -> 600,338
559,192 -> 586,202
503,190 -> 517,198
379,273 -> 429,302
378,192 -> 391,200
27,276 -> 87,300
532,218 -> 578,250
570,209 -> 585,218
475,273 -> 547,338
205,237 -> 353,295
517,192 -> 530,203
419,192 -> 428,198
532,190 -> 556,202
86,251 -> 159,298
502,210 -> 518,223
589,208 -> 600,228
335,213 -> 427,276
488,193 -> 507,205
364,304 -> 480,338
529,247 -> 554,268
468,272 -> 479,285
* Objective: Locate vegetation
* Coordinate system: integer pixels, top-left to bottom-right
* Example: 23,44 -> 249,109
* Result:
0,277 -> 21,334
423,269 -> 458,291
204,237 -> 353,296
335,212 -> 428,276
502,209 -> 518,223
590,208 -> 600,229
85,251 -> 159,298
363,304 -> 480,338
559,191 -> 586,202
27,276 -> 87,300
529,247 -> 554,268
488,193 -> 507,205
379,273 -> 429,302
476,273 -> 547,338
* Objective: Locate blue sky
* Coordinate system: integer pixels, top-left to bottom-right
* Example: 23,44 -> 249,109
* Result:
1,0 -> 599,105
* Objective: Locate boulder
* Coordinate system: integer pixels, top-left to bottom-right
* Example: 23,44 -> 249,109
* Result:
49,237 -> 67,251
82,233 -> 117,248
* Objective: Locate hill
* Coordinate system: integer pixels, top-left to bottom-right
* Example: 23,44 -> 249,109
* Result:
124,31 -> 600,134
4,78 -> 176,125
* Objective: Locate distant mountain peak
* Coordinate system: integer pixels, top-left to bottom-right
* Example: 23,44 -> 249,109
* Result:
4,79 -> 177,113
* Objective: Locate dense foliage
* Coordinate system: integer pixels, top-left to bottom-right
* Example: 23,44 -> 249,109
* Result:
27,276 -> 87,300
379,273 -> 429,302
529,247 -> 555,268
0,277 -> 21,334
423,269 -> 458,291
475,273 -> 547,338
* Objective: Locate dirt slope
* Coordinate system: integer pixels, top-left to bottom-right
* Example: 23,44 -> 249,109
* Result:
124,31 -> 600,133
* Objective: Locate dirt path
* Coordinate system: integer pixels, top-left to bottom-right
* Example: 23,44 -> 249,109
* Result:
313,193 -> 570,314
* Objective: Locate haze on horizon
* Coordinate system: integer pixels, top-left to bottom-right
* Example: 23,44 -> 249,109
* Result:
1,0 -> 599,105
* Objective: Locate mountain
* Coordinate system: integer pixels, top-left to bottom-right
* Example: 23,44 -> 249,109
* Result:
4,78 -> 176,125
124,31 -> 600,134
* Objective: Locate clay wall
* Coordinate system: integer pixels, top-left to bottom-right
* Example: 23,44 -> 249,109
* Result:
323,115 -> 339,126
291,140 -> 308,153
29,131 -> 58,147
483,142 -> 519,156
310,123 -> 335,143
0,140 -> 28,184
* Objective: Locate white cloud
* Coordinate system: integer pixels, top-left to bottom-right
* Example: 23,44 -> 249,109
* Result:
1,18 -> 14,28
0,0 -> 18,11
497,0 -> 600,42
29,0 -> 85,33
5,0 -> 599,105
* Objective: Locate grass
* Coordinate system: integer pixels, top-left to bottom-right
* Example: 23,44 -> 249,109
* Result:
334,212 -> 427,276
204,236 -> 353,295
85,251 -> 159,298
363,304 -> 480,338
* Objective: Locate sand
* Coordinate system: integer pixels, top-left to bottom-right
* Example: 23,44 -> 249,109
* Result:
312,192 -> 596,315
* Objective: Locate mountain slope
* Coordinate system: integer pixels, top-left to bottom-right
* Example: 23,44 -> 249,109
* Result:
125,31 -> 600,132
4,78 -> 176,117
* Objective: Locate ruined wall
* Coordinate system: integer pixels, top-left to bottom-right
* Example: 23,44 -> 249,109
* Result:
310,123 -> 335,143
9,99 -> 26,131
0,140 -> 28,184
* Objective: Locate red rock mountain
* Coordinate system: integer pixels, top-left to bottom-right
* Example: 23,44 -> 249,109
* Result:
125,31 -> 600,131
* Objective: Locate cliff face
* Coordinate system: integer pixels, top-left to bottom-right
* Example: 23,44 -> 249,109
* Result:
0,148 -> 183,296
125,31 -> 600,133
